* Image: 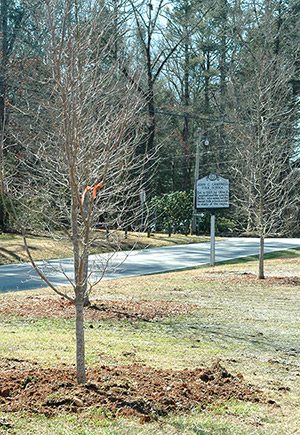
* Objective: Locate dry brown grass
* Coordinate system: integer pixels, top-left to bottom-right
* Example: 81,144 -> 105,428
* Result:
0,231 -> 209,265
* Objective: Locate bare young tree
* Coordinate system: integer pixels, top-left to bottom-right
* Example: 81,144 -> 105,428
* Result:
229,50 -> 299,279
8,0 -> 146,384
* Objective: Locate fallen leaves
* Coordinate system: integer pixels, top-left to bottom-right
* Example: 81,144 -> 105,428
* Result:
0,296 -> 197,322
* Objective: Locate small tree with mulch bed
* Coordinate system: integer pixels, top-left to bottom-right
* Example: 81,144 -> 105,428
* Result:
8,0 -> 147,384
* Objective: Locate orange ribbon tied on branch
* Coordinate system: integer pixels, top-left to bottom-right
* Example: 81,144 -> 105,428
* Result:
81,182 -> 104,205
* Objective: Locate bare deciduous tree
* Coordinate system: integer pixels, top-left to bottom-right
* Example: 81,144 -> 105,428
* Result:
229,51 -> 299,279
8,0 -> 146,384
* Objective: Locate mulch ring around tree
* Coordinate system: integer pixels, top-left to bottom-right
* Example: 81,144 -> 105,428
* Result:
0,359 -> 261,420
201,272 -> 300,286
0,296 -> 197,322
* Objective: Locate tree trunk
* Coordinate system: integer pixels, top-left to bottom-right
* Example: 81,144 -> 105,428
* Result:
0,0 -> 8,132
257,104 -> 265,280
145,13 -> 156,158
70,183 -> 87,383
182,3 -> 191,191
0,0 -> 8,231
258,233 -> 265,279
147,87 -> 156,154
218,0 -> 227,170
75,293 -> 86,384
204,50 -> 210,115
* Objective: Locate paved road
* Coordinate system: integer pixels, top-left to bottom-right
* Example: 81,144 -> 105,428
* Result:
0,237 -> 300,293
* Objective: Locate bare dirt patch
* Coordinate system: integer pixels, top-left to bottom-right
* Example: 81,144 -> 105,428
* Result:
0,359 -> 259,420
0,296 -> 196,322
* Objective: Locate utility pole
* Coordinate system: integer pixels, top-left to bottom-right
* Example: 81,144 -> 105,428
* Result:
192,130 -> 202,234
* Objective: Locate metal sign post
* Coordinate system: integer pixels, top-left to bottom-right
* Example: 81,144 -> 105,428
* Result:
210,212 -> 216,266
195,174 -> 230,266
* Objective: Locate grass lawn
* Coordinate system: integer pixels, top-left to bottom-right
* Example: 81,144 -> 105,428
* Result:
0,231 -> 210,265
0,250 -> 299,433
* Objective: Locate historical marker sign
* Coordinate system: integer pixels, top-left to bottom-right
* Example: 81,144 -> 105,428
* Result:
196,174 -> 229,209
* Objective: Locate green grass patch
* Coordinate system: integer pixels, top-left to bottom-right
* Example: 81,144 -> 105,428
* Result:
0,315 -> 227,369
216,248 -> 300,266
208,399 -> 262,417
263,248 -> 300,259
0,317 -> 75,366
0,409 -> 262,435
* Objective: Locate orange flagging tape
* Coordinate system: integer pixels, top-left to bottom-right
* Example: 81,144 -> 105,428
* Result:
81,182 -> 104,204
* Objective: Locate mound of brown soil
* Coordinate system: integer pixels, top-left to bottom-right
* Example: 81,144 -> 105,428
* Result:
0,296 -> 196,322
0,359 -> 259,419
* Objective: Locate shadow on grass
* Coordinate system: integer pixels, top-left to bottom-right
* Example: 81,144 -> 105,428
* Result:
0,247 -> 23,262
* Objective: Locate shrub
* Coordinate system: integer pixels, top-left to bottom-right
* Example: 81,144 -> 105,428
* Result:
150,191 -> 193,235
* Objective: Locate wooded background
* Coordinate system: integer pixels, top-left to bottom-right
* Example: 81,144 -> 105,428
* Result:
0,0 -> 299,236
